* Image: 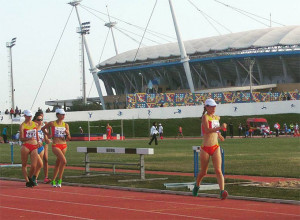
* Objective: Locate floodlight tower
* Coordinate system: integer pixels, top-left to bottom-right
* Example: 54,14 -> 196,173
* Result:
77,22 -> 90,104
168,0 -> 195,93
6,37 -> 17,110
68,0 -> 106,110
105,5 -> 118,55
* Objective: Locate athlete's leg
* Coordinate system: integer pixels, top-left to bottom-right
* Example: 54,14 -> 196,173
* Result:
212,147 -> 224,190
35,150 -> 44,179
43,144 -> 49,178
20,146 -> 30,182
52,147 -> 67,180
28,149 -> 39,178
195,150 -> 210,187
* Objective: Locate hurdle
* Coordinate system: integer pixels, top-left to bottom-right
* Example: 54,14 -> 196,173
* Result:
77,147 -> 154,180
193,146 -> 225,178
0,142 -> 22,168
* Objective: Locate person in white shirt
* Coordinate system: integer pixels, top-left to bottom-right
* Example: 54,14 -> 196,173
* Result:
148,122 -> 158,145
158,123 -> 164,140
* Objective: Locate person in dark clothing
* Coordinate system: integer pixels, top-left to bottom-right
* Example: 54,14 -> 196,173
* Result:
229,122 -> 233,138
2,126 -> 8,143
148,122 -> 158,145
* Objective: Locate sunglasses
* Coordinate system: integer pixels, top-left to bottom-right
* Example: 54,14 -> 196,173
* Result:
36,119 -> 43,121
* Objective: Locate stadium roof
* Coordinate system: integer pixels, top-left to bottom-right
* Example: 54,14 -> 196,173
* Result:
98,25 -> 300,68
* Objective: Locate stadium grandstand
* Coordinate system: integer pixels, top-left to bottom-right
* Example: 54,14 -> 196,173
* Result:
97,25 -> 300,96
46,26 -> 300,110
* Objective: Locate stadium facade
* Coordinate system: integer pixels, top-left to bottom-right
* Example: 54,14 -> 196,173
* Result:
97,26 -> 300,95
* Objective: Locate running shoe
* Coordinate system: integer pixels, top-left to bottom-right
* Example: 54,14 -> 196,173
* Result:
220,190 -> 228,200
57,179 -> 62,188
26,181 -> 33,187
192,184 -> 199,197
51,180 -> 57,187
43,177 -> 51,184
28,177 -> 35,187
32,175 -> 38,186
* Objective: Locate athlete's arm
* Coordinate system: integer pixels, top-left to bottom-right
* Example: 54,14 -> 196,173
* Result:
65,123 -> 71,141
42,121 -> 53,138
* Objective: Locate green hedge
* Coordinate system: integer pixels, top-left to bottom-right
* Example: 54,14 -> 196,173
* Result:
1,113 -> 299,139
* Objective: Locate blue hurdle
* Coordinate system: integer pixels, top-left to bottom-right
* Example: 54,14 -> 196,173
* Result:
192,146 -> 225,178
0,142 -> 22,168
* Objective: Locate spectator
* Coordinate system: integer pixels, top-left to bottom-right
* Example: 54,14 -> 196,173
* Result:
177,126 -> 184,138
2,126 -> 8,143
274,122 -> 280,137
290,123 -> 294,135
106,123 -> 113,140
10,108 -> 14,118
46,107 -> 51,113
158,123 -> 164,140
5,109 -> 9,114
294,123 -> 299,137
79,127 -> 83,134
228,122 -> 233,138
238,123 -> 242,137
221,126 -> 227,139
283,123 -> 288,136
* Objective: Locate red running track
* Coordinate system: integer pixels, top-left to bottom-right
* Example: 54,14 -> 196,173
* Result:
0,180 -> 299,220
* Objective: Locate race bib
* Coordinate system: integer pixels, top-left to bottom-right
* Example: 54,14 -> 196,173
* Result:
26,129 -> 36,139
211,120 -> 220,128
38,131 -> 44,142
54,127 -> 66,137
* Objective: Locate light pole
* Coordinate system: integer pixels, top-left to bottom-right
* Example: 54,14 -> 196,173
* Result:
77,22 -> 90,104
6,37 -> 17,111
139,72 -> 143,92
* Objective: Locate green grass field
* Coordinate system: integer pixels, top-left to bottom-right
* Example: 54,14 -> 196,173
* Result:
1,137 -> 299,200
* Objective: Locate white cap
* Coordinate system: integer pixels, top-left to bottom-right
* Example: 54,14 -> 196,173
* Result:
79,127 -> 82,128
55,109 -> 66,115
159,123 -> 162,125
23,110 -> 33,117
205,98 -> 217,107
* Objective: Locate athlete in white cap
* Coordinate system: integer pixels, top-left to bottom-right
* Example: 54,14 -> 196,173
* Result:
42,109 -> 71,187
193,99 -> 228,199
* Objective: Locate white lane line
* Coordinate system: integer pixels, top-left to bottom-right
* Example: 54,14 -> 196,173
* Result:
0,206 -> 95,220
32,188 -> 300,218
0,194 -> 217,220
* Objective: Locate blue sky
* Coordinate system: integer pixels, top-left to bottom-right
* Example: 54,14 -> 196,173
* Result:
1,0 -> 299,112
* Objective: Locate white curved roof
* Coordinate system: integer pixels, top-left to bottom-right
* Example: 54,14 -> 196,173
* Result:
98,25 -> 300,67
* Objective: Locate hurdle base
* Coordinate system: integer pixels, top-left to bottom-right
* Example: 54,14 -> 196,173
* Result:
118,177 -> 168,183
164,182 -> 219,191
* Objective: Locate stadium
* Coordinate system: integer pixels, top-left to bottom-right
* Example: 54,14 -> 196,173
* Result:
94,25 -> 300,109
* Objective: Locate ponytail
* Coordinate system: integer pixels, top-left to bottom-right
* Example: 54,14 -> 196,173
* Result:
201,106 -> 207,119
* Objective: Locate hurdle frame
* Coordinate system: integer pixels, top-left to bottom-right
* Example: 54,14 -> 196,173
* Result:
77,147 -> 154,180
192,146 -> 225,178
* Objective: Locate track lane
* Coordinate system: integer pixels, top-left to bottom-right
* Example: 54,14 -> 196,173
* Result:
0,180 -> 299,220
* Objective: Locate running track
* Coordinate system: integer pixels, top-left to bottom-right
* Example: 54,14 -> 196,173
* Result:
0,180 -> 299,219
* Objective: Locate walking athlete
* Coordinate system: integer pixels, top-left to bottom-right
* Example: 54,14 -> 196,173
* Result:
33,112 -> 50,185
19,110 -> 43,187
42,109 -> 71,187
192,98 -> 228,199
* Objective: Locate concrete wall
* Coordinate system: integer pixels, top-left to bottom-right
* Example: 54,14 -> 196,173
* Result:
1,100 -> 299,124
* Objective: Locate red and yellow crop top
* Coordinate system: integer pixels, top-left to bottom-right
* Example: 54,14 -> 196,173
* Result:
201,114 -> 220,135
51,121 -> 66,138
23,122 -> 37,140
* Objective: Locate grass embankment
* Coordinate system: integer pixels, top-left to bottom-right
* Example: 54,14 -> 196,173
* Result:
1,138 -> 299,200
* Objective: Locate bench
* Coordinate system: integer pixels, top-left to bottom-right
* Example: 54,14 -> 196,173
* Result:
77,147 -> 154,180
